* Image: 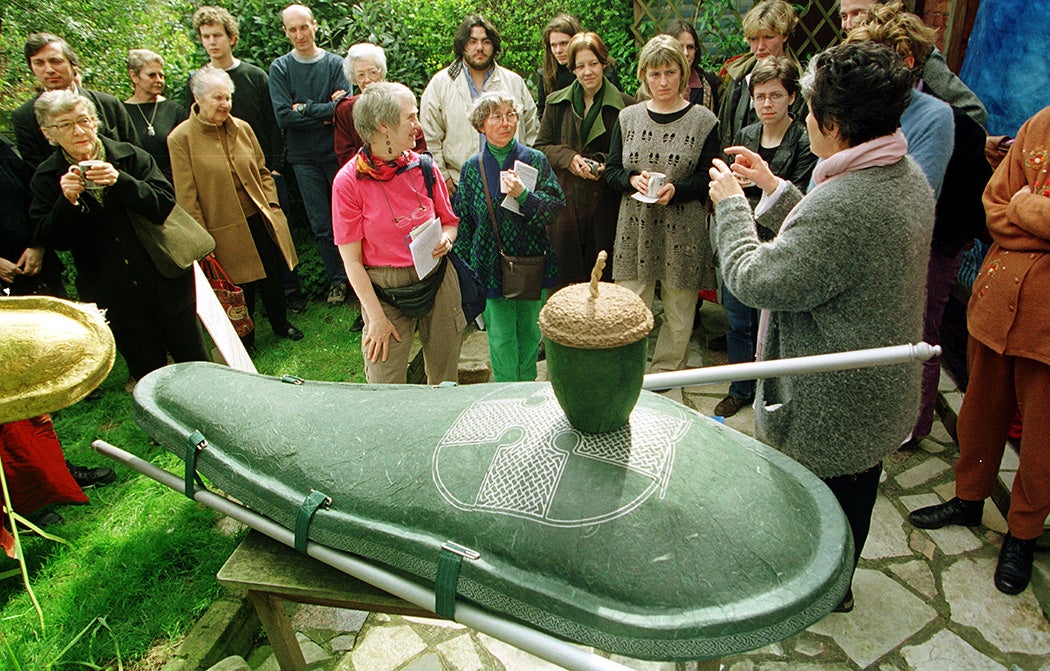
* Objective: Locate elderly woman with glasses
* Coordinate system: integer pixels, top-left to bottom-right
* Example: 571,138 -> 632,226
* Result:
714,55 -> 816,419
122,48 -> 186,181
453,91 -> 565,382
333,43 -> 424,166
29,90 -> 208,382
332,81 -> 463,384
168,66 -> 303,352
708,41 -> 935,611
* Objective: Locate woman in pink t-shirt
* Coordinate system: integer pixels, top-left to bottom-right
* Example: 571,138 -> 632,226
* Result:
332,82 -> 465,384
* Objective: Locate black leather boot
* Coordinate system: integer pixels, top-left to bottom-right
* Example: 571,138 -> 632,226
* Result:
994,533 -> 1037,595
908,497 -> 983,529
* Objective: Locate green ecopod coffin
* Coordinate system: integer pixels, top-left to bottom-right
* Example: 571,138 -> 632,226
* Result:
133,362 -> 851,660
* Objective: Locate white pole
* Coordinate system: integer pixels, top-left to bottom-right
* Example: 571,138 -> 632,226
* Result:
643,342 -> 941,390
92,440 -> 638,671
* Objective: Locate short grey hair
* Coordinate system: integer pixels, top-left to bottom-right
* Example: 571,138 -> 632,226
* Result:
468,91 -> 521,132
353,81 -> 415,141
127,48 -> 164,74
190,65 -> 236,99
343,43 -> 387,86
34,89 -> 96,128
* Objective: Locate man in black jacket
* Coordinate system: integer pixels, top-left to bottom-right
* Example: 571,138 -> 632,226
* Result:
11,33 -> 140,171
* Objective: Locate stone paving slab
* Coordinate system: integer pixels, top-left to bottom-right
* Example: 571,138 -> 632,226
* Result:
807,569 -> 938,669
899,630 -> 1007,671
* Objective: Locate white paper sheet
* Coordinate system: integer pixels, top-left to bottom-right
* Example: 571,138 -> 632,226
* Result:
500,160 -> 539,214
408,216 -> 442,279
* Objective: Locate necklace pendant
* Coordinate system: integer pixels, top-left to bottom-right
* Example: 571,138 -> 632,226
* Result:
146,124 -> 156,137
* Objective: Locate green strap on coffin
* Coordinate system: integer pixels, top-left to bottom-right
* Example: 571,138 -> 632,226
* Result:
294,489 -> 331,553
435,541 -> 480,619
184,430 -> 209,498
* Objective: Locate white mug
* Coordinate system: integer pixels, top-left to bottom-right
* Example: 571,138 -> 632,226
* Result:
72,160 -> 106,190
646,171 -> 666,199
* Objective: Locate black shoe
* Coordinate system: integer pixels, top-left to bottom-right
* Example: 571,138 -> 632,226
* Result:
286,290 -> 308,314
714,395 -> 752,418
908,497 -> 983,529
832,587 -> 854,613
350,314 -> 364,332
66,461 -> 116,489
276,325 -> 304,341
995,533 -> 1037,595
85,388 -> 103,401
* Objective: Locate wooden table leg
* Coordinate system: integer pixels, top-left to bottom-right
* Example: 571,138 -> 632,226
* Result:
248,590 -> 306,671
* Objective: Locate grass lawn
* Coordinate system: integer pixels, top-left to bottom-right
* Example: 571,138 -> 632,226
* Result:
1,299 -> 365,670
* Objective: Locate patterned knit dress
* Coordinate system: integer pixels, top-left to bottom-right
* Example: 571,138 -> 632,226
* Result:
612,103 -> 718,292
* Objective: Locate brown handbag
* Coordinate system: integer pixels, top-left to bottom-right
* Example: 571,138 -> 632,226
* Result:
478,163 -> 544,301
199,255 -> 254,338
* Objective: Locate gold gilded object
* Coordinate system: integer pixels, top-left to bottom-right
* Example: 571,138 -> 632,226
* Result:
0,296 -> 115,423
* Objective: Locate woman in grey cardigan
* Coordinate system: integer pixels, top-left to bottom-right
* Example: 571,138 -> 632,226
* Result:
707,42 -> 935,612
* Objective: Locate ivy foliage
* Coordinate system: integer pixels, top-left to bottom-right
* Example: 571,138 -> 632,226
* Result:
1,0 -> 197,128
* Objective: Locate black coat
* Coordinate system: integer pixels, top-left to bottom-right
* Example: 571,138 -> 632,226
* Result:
733,118 -> 818,196
29,136 -> 194,328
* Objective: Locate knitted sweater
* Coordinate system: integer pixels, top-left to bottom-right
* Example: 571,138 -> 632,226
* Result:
453,141 -> 565,298
609,103 -> 719,291
269,50 -> 347,164
712,158 -> 934,478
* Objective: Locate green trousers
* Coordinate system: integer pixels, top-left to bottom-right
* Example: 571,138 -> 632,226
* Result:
484,291 -> 547,382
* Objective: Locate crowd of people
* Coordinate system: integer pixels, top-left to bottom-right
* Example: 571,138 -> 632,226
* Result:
2,0 -> 1046,611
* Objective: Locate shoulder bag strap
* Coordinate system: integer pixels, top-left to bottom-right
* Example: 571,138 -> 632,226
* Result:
477,158 -> 504,255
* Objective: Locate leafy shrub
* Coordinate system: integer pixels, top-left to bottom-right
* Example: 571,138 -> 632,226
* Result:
0,0 -> 197,131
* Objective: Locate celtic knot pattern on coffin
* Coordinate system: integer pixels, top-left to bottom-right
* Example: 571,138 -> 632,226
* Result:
433,387 -> 689,528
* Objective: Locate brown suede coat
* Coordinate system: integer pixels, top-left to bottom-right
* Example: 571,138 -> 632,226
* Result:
969,106 -> 1050,365
168,108 -> 297,284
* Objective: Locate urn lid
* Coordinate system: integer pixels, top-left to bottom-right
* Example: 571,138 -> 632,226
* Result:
538,253 -> 654,349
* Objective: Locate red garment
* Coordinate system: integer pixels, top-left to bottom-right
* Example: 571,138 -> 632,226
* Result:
1,416 -> 87,518
333,95 -> 426,167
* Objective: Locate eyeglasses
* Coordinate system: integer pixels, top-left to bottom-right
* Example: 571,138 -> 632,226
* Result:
47,116 -> 98,133
353,68 -> 382,83
752,92 -> 787,103
486,111 -> 518,125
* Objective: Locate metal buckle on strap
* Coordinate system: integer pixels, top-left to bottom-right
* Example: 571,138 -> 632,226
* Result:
435,540 -> 480,620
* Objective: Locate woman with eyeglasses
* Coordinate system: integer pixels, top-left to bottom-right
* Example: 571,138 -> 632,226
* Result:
333,43 -> 424,166
716,0 -> 804,149
714,55 -> 816,419
453,91 -> 565,382
29,90 -> 208,383
536,32 -> 634,287
331,82 -> 463,384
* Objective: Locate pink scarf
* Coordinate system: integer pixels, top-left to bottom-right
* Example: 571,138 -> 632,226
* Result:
754,130 -> 909,361
811,130 -> 909,189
